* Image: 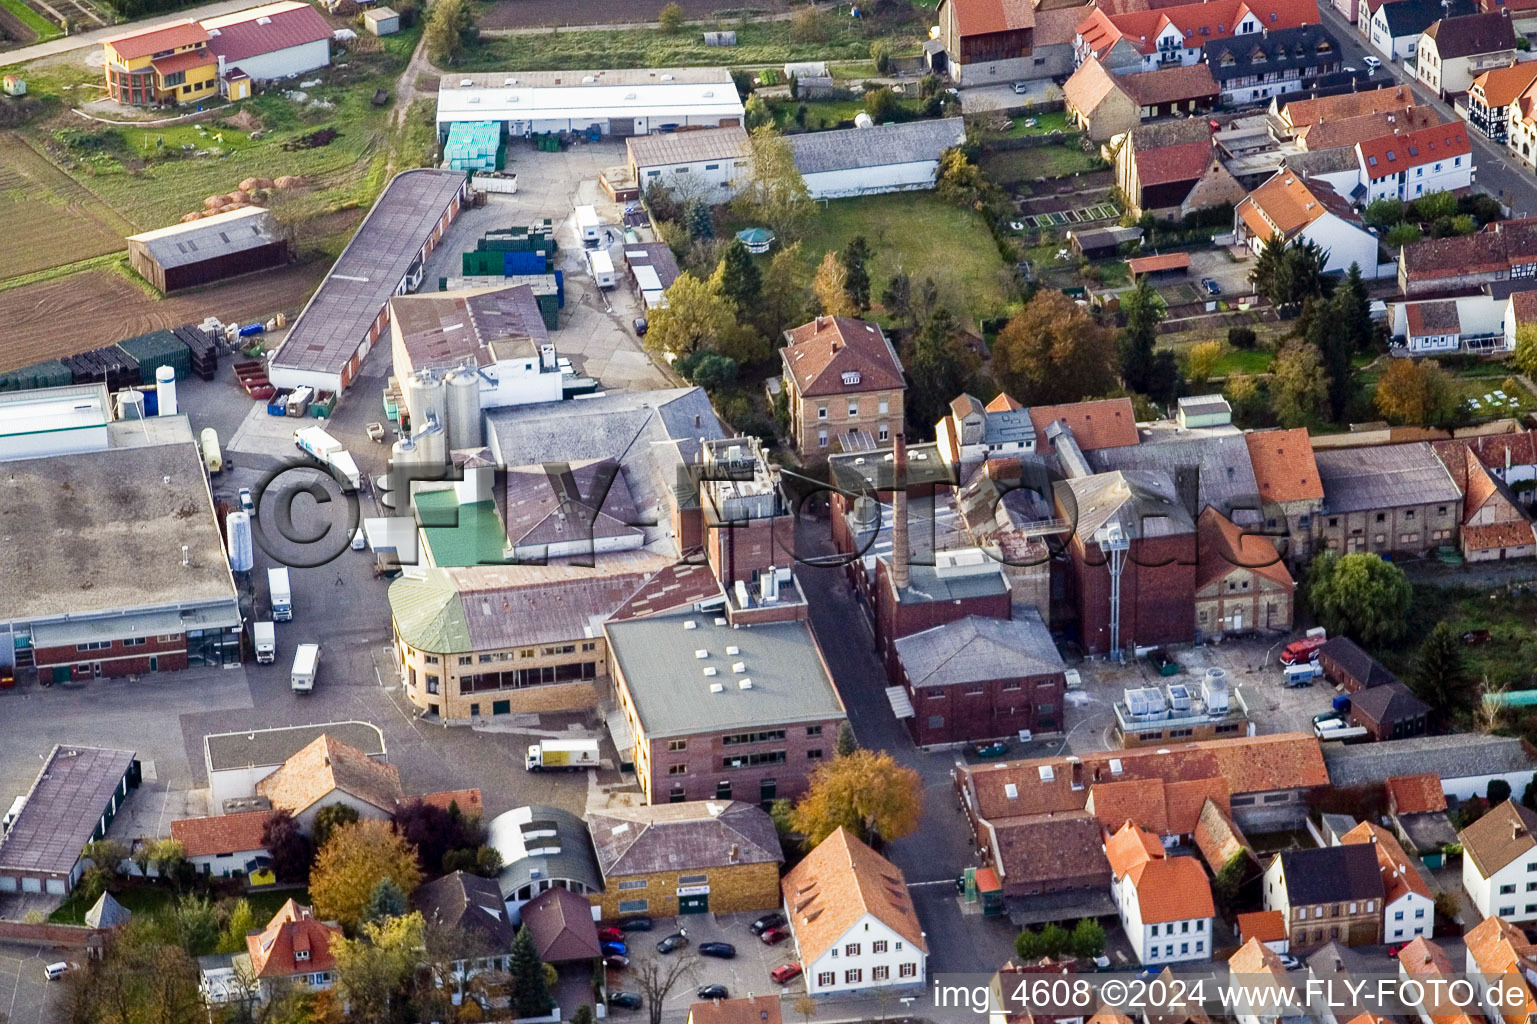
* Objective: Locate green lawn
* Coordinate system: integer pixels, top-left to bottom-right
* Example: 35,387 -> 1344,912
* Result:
768,96 -> 928,131
51,884 -> 176,925
463,18 -> 923,71
1214,348 -> 1274,374
734,192 -> 1015,325
995,111 -> 1071,138
1,0 -> 61,41
1374,585 -> 1537,691
829,60 -> 878,80
244,886 -> 312,920
980,144 -> 1102,185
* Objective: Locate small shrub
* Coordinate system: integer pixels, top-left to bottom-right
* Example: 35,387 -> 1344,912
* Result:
789,6 -> 829,42
1228,326 -> 1257,350
658,2 -> 684,33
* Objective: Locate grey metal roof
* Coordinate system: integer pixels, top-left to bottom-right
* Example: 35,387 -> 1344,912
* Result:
489,804 -> 603,898
788,117 -> 966,175
1276,844 -> 1384,904
272,169 -> 466,375
393,284 -> 549,373
984,408 -> 1036,446
894,610 -> 1063,688
205,722 -> 386,772
606,610 -> 846,739
0,745 -> 136,876
1314,442 -> 1462,514
1055,469 -> 1198,543
412,871 -> 518,948
0,418 -> 238,625
126,206 -> 281,270
890,552 -> 1012,605
588,800 -> 782,877
1090,434 -> 1261,525
626,125 -> 747,168
1177,395 -> 1232,418
1325,733 -> 1537,789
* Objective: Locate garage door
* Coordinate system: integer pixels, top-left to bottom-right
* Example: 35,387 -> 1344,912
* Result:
45,879 -> 66,895
21,877 -> 41,893
0,875 -> 16,892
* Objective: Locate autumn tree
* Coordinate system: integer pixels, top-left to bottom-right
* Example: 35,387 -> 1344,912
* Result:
734,127 -> 812,240
757,240 -> 812,337
394,797 -> 488,876
65,917 -> 203,1024
812,252 -> 858,317
1515,324 -> 1537,378
310,819 -> 423,931
1269,340 -> 1330,427
789,749 -> 923,847
333,911 -> 423,1024
1376,358 -> 1456,427
1187,340 -> 1225,383
425,0 -> 473,65
313,804 -> 360,850
1410,621 -> 1474,726
1306,551 -> 1412,647
658,0 -> 684,32
218,898 -> 257,954
645,272 -> 739,360
991,291 -> 1118,405
260,809 -> 313,884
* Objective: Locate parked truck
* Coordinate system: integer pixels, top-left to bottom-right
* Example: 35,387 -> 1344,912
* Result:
525,739 -> 600,772
587,248 -> 615,288
294,426 -> 361,492
576,205 -> 601,247
252,621 -> 276,664
268,567 -> 292,622
291,643 -> 320,693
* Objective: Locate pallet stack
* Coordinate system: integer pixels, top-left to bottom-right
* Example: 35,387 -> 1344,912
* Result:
63,346 -> 140,391
174,324 -> 220,380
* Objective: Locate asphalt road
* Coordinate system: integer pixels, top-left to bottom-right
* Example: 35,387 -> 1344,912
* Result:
1315,3 -> 1537,215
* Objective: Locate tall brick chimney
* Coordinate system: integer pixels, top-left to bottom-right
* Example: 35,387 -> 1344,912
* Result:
892,433 -> 910,591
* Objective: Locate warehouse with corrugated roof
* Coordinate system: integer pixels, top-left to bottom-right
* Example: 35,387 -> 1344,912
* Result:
126,206 -> 288,292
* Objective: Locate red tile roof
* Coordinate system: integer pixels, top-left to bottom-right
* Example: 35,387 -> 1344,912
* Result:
1406,300 -> 1461,338
1386,773 -> 1447,814
1136,139 -> 1216,187
414,789 -> 483,815
1245,428 -> 1324,504
987,392 -> 1023,412
170,809 -> 272,859
104,19 -> 208,60
950,0 -> 1034,35
203,0 -> 332,64
1342,821 -> 1432,905
1029,398 -> 1140,452
1130,856 -> 1215,924
1238,172 -> 1360,243
782,828 -> 927,964
255,733 -> 404,817
1105,822 -> 1165,877
1512,289 -> 1537,325
1129,252 -> 1192,275
1064,58 -> 1127,118
1080,0 -> 1321,56
1298,105 -> 1445,152
691,997 -> 785,1024
151,48 -> 215,74
1035,5 -> 1089,44
1279,84 -> 1417,128
1237,910 -> 1288,943
1470,62 -> 1537,108
1119,63 -> 1219,107
1195,506 -> 1295,592
1402,217 -> 1537,282
781,316 -> 904,398
247,900 -> 342,979
1358,123 -> 1470,175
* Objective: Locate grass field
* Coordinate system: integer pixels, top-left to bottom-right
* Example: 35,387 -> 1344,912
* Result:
767,95 -> 928,131
995,111 -> 1071,138
0,0 -> 61,41
829,60 -> 879,79
733,192 -> 1014,325
0,130 -> 136,281
462,18 -> 924,71
980,144 -> 1102,184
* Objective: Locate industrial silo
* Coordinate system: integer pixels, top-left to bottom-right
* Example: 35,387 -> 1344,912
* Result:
155,365 -> 178,416
444,368 -> 482,451
404,371 -> 446,433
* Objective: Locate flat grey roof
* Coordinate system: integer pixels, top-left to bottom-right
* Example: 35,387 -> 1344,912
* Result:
126,206 -> 281,270
1324,733 -> 1537,789
0,418 -> 238,624
272,169 -> 466,375
1314,442 -> 1462,513
788,117 -> 965,175
0,745 -> 135,876
627,125 -> 747,168
607,610 -> 846,739
205,721 -> 386,772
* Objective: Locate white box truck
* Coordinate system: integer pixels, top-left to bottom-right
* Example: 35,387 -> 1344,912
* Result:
291,643 -> 320,693
588,248 -> 616,288
526,739 -> 600,772
294,426 -> 361,492
268,567 -> 292,622
252,621 -> 276,664
576,205 -> 601,248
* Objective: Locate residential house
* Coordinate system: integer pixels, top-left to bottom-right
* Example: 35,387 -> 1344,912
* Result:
1115,120 -> 1245,218
1392,294 -> 1509,354
1348,683 -> 1431,740
1399,217 -> 1537,294
782,828 -> 927,994
1434,430 -> 1537,502
1356,123 -> 1474,202
1193,506 -> 1295,638
1311,443 -> 1463,556
1065,58 -> 1143,141
1341,822 -> 1434,943
1205,23 -> 1343,106
199,2 -> 331,98
1074,0 -> 1324,72
787,118 -> 967,201
1510,79 -> 1537,165
935,393 -> 1036,467
1481,0 -> 1537,30
254,734 -> 404,833
1262,844 -> 1385,949
170,809 -> 272,879
936,0 -> 1037,85
242,900 -> 342,1001
1433,443 -> 1537,561
1307,943 -> 1385,1024
520,887 -> 602,963
1464,915 -> 1537,1024
1228,939 -> 1305,1024
1415,11 -> 1516,97
626,127 -> 749,205
1238,910 -> 1291,952
1325,734 -> 1537,802
1068,60 -> 1220,140
1316,636 -> 1399,693
1279,148 -> 1373,199
1296,104 -> 1447,153
1385,773 -> 1458,862
1086,778 -> 1233,840
1106,823 -> 1217,965
586,800 -> 783,919
412,871 -> 518,976
1465,62 -> 1537,139
1370,0 -> 1478,59
100,21 -> 217,106
1397,936 -> 1486,1024
892,610 -> 1067,746
1234,172 -> 1380,276
1246,428 -> 1325,564
1270,84 -> 1417,138
1460,799 -> 1537,922
690,997 -> 784,1024
780,316 -> 905,458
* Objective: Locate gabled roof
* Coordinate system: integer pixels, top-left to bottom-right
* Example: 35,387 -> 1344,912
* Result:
1406,300 -> 1461,337
1130,856 -> 1215,924
1358,124 -> 1470,176
1278,84 -> 1416,128
1121,63 -> 1219,106
201,0 -> 331,64
1326,734 -> 1537,789
1464,914 -> 1537,1024
1461,799 -> 1537,877
254,734 -> 404,817
1089,777 -> 1231,837
1245,428 -> 1324,505
1078,0 -> 1322,56
1229,936 -> 1289,979
1341,821 -> 1432,906
412,870 -> 519,948
1238,171 -> 1361,243
627,125 -> 748,168
1206,23 -> 1341,85
1386,773 -> 1447,814
894,611 -> 1064,688
1380,0 -> 1478,36
1194,797 -> 1254,872
781,316 -> 905,397
247,901 -> 342,979
787,118 -> 966,176
781,828 -> 926,965
947,0 -> 1034,35
1056,468 -> 1197,543
1423,9 -> 1516,57
1297,104 -> 1444,152
1195,506 -> 1294,592
127,207 -> 282,270
1237,910 -> 1288,943
1512,289 -> 1537,326
171,809 -> 273,858
1399,935 -> 1455,975
1312,441 -> 1463,512
1065,57 -> 1129,117
1035,4 -> 1088,44
103,18 -> 207,59
588,800 -> 783,877
1317,636 -> 1399,689
991,812 -> 1113,886
1029,398 -> 1140,452
1135,139 -> 1218,188
1471,62 -> 1537,107
1349,681 -> 1430,725
1275,843 -> 1385,904
1402,217 -> 1537,281
520,886 -> 602,962
691,996 -> 785,1024
1105,821 -> 1166,877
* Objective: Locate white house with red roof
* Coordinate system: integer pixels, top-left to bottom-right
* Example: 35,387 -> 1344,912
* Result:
201,1 -> 331,92
1355,123 -> 1473,202
1341,822 -> 1433,944
1234,170 -> 1381,275
1075,0 -> 1322,72
171,809 -> 273,879
200,899 -> 342,1004
1105,822 -> 1216,965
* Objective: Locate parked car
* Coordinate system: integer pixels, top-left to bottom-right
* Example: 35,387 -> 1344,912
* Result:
44,963 -> 69,982
601,940 -> 628,957
657,933 -> 689,954
1312,711 -> 1344,728
633,317 -> 648,337
609,992 -> 643,1010
1201,277 -> 1221,296
1012,81 -> 1030,94
698,985 -> 730,1000
351,528 -> 366,550
771,963 -> 804,984
603,955 -> 630,970
1365,55 -> 1381,70
1342,65 -> 1357,73
750,912 -> 786,935
598,927 -> 625,943
760,926 -> 791,945
699,942 -> 737,959
619,917 -> 654,932
1278,953 -> 1304,971
239,487 -> 254,514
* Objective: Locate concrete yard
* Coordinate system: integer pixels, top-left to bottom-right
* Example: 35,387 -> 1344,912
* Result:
0,941 -> 68,1024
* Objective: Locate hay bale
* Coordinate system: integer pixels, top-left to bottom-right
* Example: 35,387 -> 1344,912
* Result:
238,176 -> 275,191
273,176 -> 304,189
181,211 -> 203,222
230,189 -> 251,203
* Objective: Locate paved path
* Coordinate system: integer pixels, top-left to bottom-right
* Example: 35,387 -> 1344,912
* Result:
0,0 -> 258,67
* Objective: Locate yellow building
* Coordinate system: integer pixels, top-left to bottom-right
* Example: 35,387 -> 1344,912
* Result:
102,20 -> 218,107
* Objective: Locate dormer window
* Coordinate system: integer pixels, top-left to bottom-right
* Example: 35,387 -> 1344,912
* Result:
295,949 -> 310,961
842,371 -> 861,386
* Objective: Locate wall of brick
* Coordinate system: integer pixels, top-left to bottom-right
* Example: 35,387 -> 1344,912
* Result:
642,717 -> 845,804
590,861 -> 781,920
0,920 -> 100,947
35,634 -> 187,678
1069,533 -> 1197,655
874,560 -> 1013,681
904,671 -> 1066,746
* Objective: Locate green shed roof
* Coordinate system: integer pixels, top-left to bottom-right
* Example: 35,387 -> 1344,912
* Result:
388,569 -> 472,654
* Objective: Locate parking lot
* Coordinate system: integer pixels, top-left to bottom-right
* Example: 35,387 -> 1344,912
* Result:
605,912 -> 808,1016
0,942 -> 66,1024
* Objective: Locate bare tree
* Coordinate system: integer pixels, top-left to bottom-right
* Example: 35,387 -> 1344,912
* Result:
793,995 -> 817,1024
635,954 -> 699,1024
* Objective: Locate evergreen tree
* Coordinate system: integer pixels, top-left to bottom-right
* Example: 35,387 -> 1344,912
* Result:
1489,779 -> 1514,806
685,200 -> 713,241
1118,277 -> 1165,394
364,878 -> 408,924
510,926 -> 552,1018
1038,923 -> 1070,959
881,271 -> 912,324
903,305 -> 978,431
835,721 -> 858,758
1337,263 -> 1373,353
842,236 -> 873,311
1250,234 -> 1293,309
1410,621 -> 1472,726
1306,295 -> 1355,423
714,239 -> 761,311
